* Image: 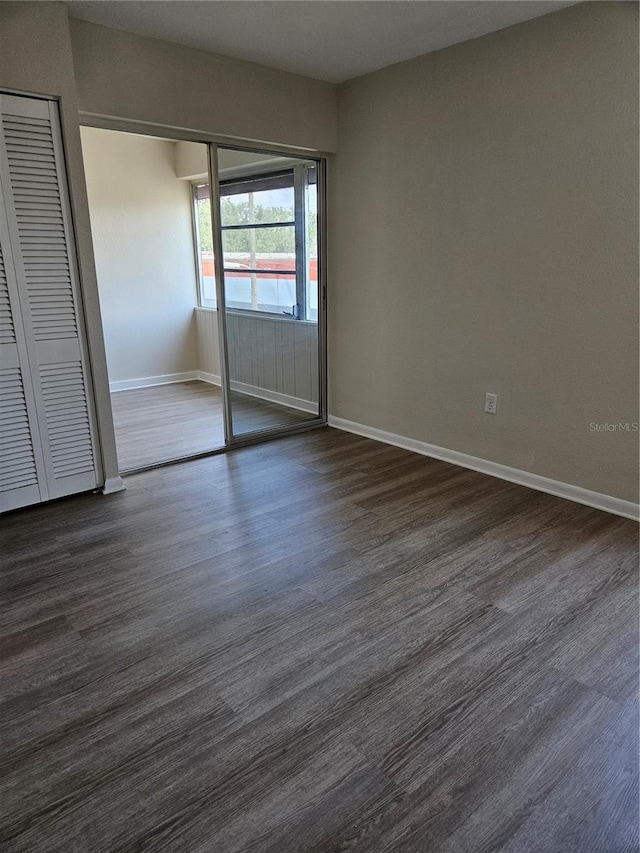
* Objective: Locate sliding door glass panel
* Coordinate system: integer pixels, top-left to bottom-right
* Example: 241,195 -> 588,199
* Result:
80,132 -> 229,472
214,146 -> 322,440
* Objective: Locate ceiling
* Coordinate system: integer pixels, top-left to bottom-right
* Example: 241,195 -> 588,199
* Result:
66,1 -> 580,84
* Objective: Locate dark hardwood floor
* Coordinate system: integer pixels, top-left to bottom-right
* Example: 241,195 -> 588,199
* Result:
0,427 -> 638,852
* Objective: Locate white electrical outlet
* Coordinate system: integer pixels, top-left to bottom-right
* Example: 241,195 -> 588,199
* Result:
484,392 -> 498,414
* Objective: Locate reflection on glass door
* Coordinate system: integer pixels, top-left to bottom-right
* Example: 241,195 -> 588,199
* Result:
213,146 -> 323,440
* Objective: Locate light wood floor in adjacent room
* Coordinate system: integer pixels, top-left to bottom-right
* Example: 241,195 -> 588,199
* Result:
110,380 -> 313,470
0,428 -> 638,851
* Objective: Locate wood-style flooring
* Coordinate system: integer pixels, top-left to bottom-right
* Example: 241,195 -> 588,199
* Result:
111,381 -> 313,471
0,428 -> 638,851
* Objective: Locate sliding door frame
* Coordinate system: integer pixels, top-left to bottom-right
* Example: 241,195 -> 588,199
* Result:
78,113 -> 328,468
79,112 -> 332,162
212,142 -> 327,447
206,143 -> 233,446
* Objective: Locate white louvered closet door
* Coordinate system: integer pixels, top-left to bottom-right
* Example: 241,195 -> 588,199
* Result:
0,94 -> 99,511
0,196 -> 47,510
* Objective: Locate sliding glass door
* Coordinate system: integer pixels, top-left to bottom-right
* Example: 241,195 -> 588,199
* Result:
82,120 -> 326,473
209,144 -> 325,444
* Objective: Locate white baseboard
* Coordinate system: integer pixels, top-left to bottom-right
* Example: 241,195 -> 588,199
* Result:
102,476 -> 126,494
110,372 -> 198,392
328,416 -> 639,522
230,380 -> 319,414
197,371 -> 317,415
197,371 -> 221,386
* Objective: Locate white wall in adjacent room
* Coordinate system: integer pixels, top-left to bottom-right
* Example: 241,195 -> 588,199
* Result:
81,126 -> 200,385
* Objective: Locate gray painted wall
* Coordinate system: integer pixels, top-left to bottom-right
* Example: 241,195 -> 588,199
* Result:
331,1 -> 639,502
69,17 -> 337,153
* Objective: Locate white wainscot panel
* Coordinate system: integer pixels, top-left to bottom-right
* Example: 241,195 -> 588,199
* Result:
194,308 -> 319,413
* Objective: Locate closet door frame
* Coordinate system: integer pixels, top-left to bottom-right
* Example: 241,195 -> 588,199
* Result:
46,97 -> 104,491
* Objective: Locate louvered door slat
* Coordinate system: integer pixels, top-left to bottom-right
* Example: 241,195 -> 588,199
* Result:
16,208 -> 61,217
2,442 -> 35,457
50,435 -> 91,452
